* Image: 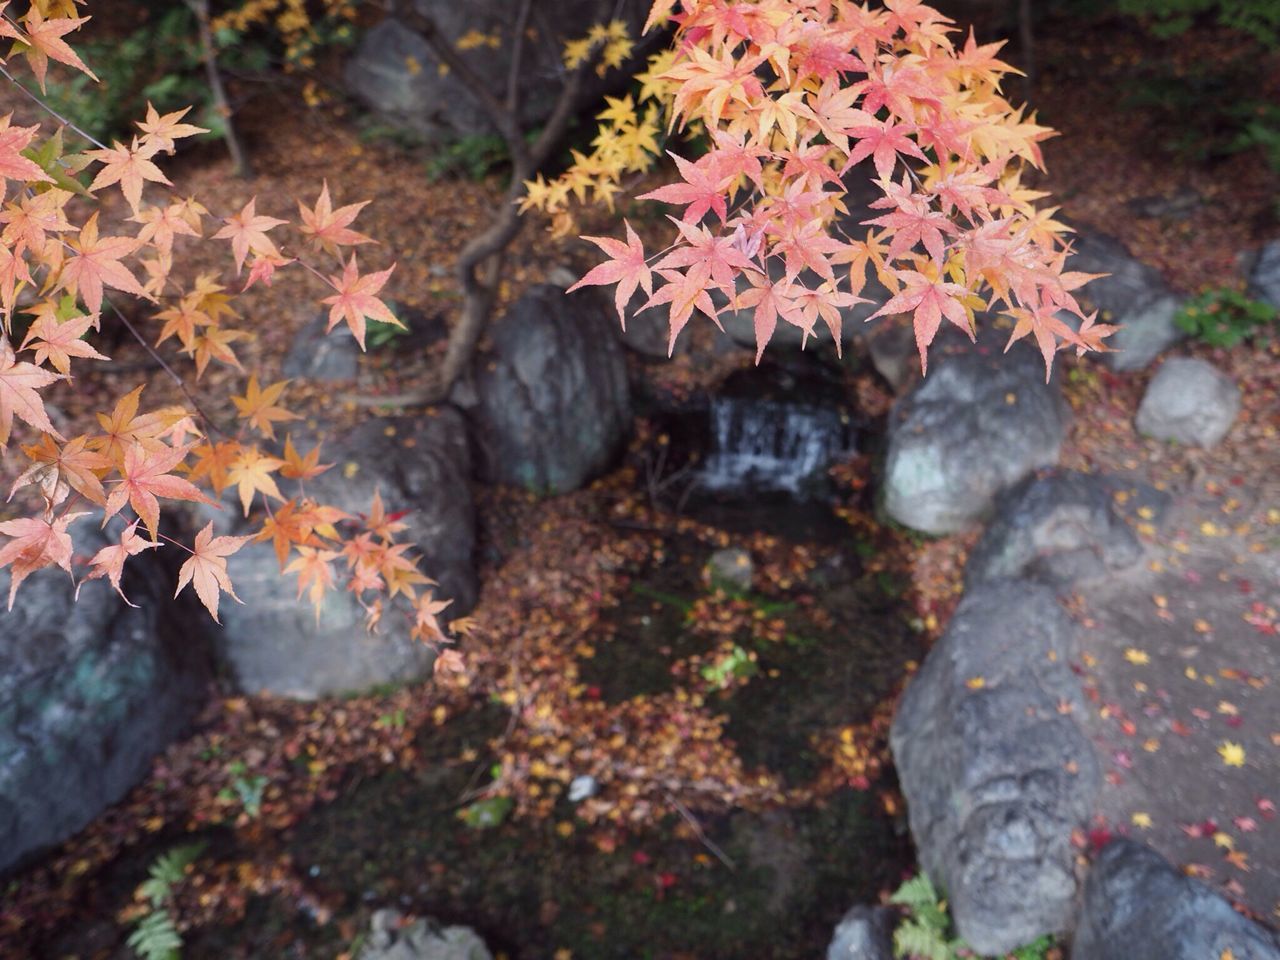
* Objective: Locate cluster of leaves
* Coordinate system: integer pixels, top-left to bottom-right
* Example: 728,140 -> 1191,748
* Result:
1175,286 -> 1278,348
123,842 -> 206,960
544,0 -> 1114,377
0,0 -> 456,657
210,0 -> 363,70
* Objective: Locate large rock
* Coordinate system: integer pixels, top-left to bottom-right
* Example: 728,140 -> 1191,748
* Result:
1246,240 -> 1280,308
889,581 -> 1099,956
1072,839 -> 1280,960
1067,232 -> 1184,371
471,285 -> 630,494
965,469 -> 1142,590
1135,357 -> 1240,448
217,411 -> 476,699
0,529 -> 210,873
358,909 -> 492,960
345,2 -> 631,144
882,337 -> 1067,535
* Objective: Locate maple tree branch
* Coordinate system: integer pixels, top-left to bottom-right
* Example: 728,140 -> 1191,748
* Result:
186,0 -> 252,178
505,0 -> 534,116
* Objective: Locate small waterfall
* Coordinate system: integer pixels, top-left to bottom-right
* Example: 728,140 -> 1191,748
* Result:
699,396 -> 855,495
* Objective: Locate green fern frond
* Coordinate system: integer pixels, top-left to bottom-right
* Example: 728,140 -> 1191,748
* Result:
893,917 -> 952,960
889,873 -> 939,911
126,910 -> 182,960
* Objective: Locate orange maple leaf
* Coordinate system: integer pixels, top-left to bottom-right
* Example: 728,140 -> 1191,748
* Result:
0,113 -> 55,185
0,510 -> 87,608
231,376 -> 300,440
20,312 -> 108,374
0,335 -> 65,448
212,197 -> 287,273
297,180 -> 372,256
175,521 -> 252,623
226,446 -> 285,516
77,519 -> 160,606
58,212 -> 147,315
320,254 -> 400,349
13,6 -> 97,92
10,433 -> 110,511
280,434 -> 332,480
104,442 -> 216,538
135,102 -> 208,154
86,138 -> 171,211
284,545 -> 339,613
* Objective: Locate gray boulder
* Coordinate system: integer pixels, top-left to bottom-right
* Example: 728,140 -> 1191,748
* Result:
1246,240 -> 1280,308
217,410 -> 475,699
826,905 -> 896,960
0,528 -> 210,873
618,302 -> 694,359
358,909 -> 492,960
1072,839 -> 1280,960
471,285 -> 629,494
283,314 -> 360,382
345,2 -> 625,144
965,469 -> 1142,590
1135,357 -> 1240,448
1067,232 -> 1184,371
889,581 -> 1099,956
882,337 -> 1067,535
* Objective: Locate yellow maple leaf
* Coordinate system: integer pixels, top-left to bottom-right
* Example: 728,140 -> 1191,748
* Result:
1217,741 -> 1246,767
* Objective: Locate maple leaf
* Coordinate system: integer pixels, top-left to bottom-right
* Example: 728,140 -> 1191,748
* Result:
135,102 -> 208,154
10,433 -> 110,510
732,270 -> 799,363
231,376 -> 300,440
20,312 -> 108,374
364,489 -> 409,542
130,201 -> 203,258
58,212 -> 147,314
0,335 -> 65,448
284,545 -> 339,614
1217,741 -> 1246,767
297,180 -> 372,256
86,138 -> 171,211
226,446 -> 285,516
414,592 -> 453,645
185,326 -> 252,379
0,114 -> 55,185
320,254 -> 400,350
13,6 -> 97,92
174,521 -> 252,623
280,434 -> 332,480
637,152 -> 732,224
92,384 -> 185,465
212,198 -> 287,273
567,220 -> 652,325
869,266 -> 975,373
0,510 -> 86,608
186,440 -> 240,498
242,252 -> 295,291
77,519 -> 159,606
104,442 -> 216,539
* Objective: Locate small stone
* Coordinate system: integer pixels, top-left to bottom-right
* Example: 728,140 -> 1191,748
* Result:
1135,357 -> 1240,449
826,904 -> 896,960
568,775 -> 598,803
706,548 -> 753,593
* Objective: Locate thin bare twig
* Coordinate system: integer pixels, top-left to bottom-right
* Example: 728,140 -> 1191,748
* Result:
665,790 -> 736,870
